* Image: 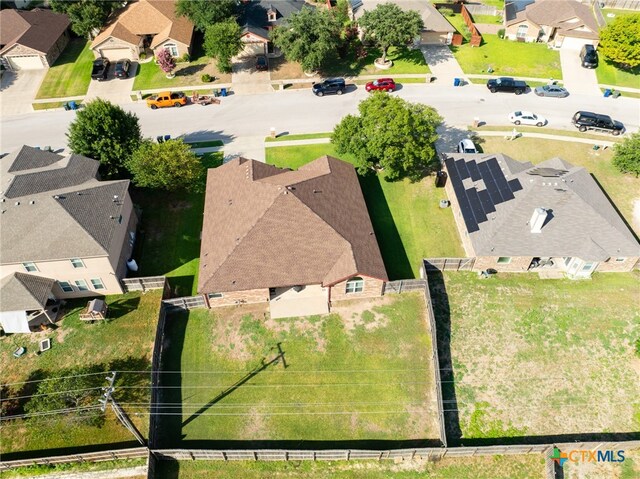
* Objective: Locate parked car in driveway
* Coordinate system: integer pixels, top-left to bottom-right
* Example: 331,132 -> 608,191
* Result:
457,139 -> 478,154
365,78 -> 396,92
91,58 -> 110,81
534,84 -> 569,98
256,55 -> 268,71
509,111 -> 547,127
114,59 -> 131,79
312,78 -> 346,96
146,91 -> 187,109
580,44 -> 598,68
572,111 -> 624,135
487,77 -> 528,95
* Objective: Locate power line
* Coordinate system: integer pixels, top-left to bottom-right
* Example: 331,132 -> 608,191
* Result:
119,381 -> 431,389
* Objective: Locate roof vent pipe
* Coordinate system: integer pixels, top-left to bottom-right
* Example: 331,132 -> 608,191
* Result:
530,207 -> 548,234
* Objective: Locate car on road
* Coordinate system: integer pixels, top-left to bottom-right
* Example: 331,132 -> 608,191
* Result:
534,84 -> 569,98
146,91 -> 187,109
365,78 -> 396,92
486,77 -> 529,95
572,111 -> 624,135
508,111 -> 547,127
312,78 -> 346,96
114,59 -> 131,79
457,138 -> 478,154
580,44 -> 598,69
91,58 -> 110,81
256,55 -> 268,71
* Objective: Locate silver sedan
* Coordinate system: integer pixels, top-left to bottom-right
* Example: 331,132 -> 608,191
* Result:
534,85 -> 570,98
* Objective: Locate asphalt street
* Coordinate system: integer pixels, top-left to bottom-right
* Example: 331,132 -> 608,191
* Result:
1,83 -> 638,154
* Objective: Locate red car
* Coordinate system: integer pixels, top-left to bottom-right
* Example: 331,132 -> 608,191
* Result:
365,78 -> 396,92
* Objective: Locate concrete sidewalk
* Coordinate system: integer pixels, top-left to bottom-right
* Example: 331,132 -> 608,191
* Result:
474,130 -> 616,147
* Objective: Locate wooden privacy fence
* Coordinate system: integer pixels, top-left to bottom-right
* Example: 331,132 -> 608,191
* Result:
461,5 -> 483,47
423,257 -> 476,272
465,4 -> 498,16
121,276 -> 167,293
382,279 -> 428,294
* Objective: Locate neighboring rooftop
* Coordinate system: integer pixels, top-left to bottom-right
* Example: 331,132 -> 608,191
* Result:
239,0 -> 307,40
0,146 -> 131,264
0,8 -> 70,55
506,0 -> 602,37
443,153 -> 640,261
0,272 -> 55,312
351,0 -> 455,32
198,156 -> 388,293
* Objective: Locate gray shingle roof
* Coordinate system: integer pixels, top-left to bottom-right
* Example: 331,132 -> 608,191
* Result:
444,153 -> 640,261
1,146 -> 131,264
198,156 -> 388,293
240,0 -> 307,40
0,272 -> 55,312
353,0 -> 454,33
6,146 -> 64,173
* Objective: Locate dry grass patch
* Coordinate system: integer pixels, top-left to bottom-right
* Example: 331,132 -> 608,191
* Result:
269,56 -> 307,81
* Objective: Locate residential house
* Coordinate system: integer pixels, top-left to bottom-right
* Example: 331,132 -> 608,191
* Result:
349,0 -> 455,45
91,0 -> 194,61
441,153 -> 640,278
238,0 -> 307,57
504,0 -> 602,48
198,156 -> 388,319
0,146 -> 138,333
0,8 -> 70,70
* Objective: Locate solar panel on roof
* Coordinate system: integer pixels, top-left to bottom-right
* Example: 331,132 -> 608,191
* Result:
508,179 -> 523,192
477,189 -> 496,215
445,157 -> 479,233
466,188 -> 487,224
466,160 -> 482,182
477,160 -> 505,204
454,159 -> 470,180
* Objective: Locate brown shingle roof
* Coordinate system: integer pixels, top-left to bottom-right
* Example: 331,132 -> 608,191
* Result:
507,0 -> 600,38
91,0 -> 193,50
198,157 -> 388,293
0,9 -> 70,56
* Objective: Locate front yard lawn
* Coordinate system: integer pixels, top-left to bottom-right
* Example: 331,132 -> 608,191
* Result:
324,46 -> 431,77
475,136 -> 639,235
266,143 -> 464,279
35,39 -> 94,99
156,454 -> 545,479
131,152 -> 223,296
596,60 -> 640,89
0,290 -> 162,456
158,292 -> 438,445
430,271 -> 640,441
451,34 -> 562,79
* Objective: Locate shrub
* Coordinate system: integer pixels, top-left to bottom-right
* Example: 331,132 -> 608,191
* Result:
181,52 -> 191,62
498,28 -> 505,39
440,7 -> 454,17
140,52 -> 147,60
636,338 -> 640,357
201,73 -> 212,82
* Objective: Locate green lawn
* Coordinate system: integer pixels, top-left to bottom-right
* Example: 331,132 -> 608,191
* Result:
158,292 -> 437,445
323,46 -> 430,77
35,39 -> 94,99
266,144 -> 464,279
602,8 -> 638,23
156,454 -> 545,479
471,14 -> 501,24
3,458 -> 147,479
0,290 -> 162,456
451,34 -> 562,79
475,137 -> 639,235
430,271 -> 640,440
596,60 -> 640,89
266,132 -> 332,142
131,152 -> 223,296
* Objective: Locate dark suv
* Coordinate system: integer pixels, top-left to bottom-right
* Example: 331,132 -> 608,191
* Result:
580,44 -> 598,68
312,78 -> 346,97
572,111 -> 624,136
91,57 -> 110,81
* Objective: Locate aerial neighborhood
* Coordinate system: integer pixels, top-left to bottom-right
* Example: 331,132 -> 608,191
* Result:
0,0 -> 639,478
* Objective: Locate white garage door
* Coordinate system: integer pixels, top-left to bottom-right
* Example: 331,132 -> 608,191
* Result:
100,48 -> 133,61
240,42 -> 266,58
560,36 -> 595,50
7,55 -> 44,70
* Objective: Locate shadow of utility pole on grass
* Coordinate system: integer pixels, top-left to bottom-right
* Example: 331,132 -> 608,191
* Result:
181,343 -> 287,428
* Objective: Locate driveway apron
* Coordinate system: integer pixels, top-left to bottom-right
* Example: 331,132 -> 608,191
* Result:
0,69 -> 46,116
231,57 -> 272,95
559,46 -> 600,96
84,62 -> 138,104
420,45 -> 465,84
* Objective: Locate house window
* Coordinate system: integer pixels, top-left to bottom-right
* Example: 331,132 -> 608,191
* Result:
90,278 -> 105,290
58,281 -> 74,293
615,257 -> 625,262
267,11 -> 276,22
208,292 -> 223,299
22,262 -> 38,272
164,43 -> 178,57
516,24 -> 528,39
70,258 -> 85,268
345,277 -> 364,294
581,262 -> 594,271
497,257 -> 512,264
118,215 -> 123,224
74,280 -> 89,291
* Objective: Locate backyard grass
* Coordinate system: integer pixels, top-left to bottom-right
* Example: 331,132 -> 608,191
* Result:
430,271 -> 640,440
155,454 -> 545,479
0,290 -> 162,456
596,60 -> 640,89
265,132 -> 332,142
266,144 -> 464,279
3,458 -> 147,479
451,34 -> 562,79
602,8 -> 638,23
157,292 -> 438,445
35,39 -> 94,99
475,137 -> 639,234
131,152 -> 223,296
562,446 -> 639,479
471,14 -> 501,24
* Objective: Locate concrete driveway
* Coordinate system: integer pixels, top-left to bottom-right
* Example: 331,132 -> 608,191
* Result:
0,69 -> 46,116
231,57 -> 272,95
421,45 -> 465,84
84,62 -> 137,104
560,46 -> 600,96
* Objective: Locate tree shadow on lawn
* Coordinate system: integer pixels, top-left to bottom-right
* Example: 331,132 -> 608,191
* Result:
107,296 -> 141,320
51,38 -> 87,67
176,63 -> 206,77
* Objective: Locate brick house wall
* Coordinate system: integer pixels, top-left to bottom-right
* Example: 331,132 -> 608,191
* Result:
44,29 -> 70,67
596,257 -> 639,273
473,256 -> 533,272
155,38 -> 191,58
330,276 -> 385,302
206,288 -> 270,308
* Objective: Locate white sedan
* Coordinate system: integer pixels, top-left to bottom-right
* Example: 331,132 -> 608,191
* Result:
508,111 -> 547,127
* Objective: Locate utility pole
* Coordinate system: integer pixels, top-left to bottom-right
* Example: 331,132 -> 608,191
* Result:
99,372 -> 147,446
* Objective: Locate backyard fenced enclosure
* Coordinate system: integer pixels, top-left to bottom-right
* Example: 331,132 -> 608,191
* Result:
423,257 -> 476,272
121,276 -> 169,293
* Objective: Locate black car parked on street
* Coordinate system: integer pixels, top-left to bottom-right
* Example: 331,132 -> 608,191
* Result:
572,111 -> 624,135
312,78 -> 346,96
